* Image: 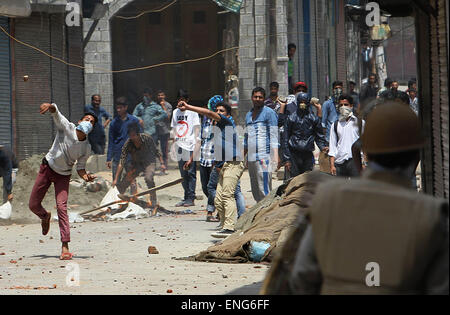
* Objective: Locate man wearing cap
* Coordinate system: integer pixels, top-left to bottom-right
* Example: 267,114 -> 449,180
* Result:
29,103 -> 97,260
284,101 -> 448,294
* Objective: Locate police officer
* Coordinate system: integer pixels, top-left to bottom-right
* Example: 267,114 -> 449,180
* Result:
285,101 -> 449,294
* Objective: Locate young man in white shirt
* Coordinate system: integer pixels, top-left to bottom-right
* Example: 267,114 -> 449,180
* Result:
29,103 -> 97,260
171,89 -> 200,207
328,95 -> 363,178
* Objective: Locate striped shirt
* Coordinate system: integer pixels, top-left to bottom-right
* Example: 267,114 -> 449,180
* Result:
119,133 -> 161,169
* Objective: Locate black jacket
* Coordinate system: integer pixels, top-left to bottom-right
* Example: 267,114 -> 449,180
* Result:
282,109 -> 328,162
359,83 -> 378,104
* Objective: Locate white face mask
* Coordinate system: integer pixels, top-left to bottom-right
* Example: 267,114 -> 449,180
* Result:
339,106 -> 353,120
76,121 -> 93,135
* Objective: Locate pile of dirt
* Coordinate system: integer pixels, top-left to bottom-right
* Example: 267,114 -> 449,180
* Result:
1,154 -> 107,226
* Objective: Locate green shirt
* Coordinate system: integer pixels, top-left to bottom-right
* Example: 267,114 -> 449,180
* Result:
288,59 -> 294,77
132,101 -> 168,137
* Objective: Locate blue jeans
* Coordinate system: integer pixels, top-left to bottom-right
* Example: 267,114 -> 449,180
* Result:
206,166 -> 246,218
177,147 -> 196,202
199,165 -> 213,198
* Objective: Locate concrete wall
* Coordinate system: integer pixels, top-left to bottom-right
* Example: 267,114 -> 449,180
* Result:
83,0 -> 134,116
237,0 -> 289,124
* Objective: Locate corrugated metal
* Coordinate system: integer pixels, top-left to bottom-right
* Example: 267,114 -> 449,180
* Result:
50,14 -> 70,118
335,0 -> 347,90
12,12 -> 84,160
437,0 -> 448,198
0,17 -> 12,148
428,0 -> 448,199
438,0 -> 449,198
13,12 -> 53,160
430,15 -> 442,197
317,0 -> 330,100
66,22 -> 84,123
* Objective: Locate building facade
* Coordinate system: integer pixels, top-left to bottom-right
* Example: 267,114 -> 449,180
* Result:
0,0 -> 85,160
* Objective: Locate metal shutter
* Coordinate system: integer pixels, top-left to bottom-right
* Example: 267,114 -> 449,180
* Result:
13,12 -> 53,160
66,20 -> 85,123
0,17 -> 12,148
50,13 -> 70,119
439,0 -> 449,199
435,0 -> 448,198
335,0 -> 347,91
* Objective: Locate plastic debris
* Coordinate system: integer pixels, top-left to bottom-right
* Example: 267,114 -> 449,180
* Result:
0,201 -> 12,220
248,241 -> 271,262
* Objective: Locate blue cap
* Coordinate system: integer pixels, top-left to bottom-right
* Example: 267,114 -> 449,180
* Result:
207,95 -> 224,111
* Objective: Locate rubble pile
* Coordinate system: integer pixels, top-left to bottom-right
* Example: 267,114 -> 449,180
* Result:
1,154 -> 107,225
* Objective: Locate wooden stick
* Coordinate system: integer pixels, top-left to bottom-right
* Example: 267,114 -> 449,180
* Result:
119,177 -> 184,200
79,177 -> 184,216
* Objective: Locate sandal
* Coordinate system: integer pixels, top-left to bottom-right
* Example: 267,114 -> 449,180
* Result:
59,252 -> 74,260
206,215 -> 220,222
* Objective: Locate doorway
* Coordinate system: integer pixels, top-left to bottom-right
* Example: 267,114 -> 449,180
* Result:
111,0 -> 227,112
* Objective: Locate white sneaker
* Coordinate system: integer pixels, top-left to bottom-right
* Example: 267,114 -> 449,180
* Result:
211,229 -> 234,238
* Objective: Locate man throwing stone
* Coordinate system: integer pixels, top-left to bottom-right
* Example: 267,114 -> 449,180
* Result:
29,103 -> 97,260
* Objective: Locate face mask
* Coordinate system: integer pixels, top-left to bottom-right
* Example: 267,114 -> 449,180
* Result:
76,121 -> 93,135
298,102 -> 308,110
333,88 -> 343,101
143,96 -> 151,105
339,106 -> 353,121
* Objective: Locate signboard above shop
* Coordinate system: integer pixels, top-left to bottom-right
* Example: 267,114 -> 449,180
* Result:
211,0 -> 243,13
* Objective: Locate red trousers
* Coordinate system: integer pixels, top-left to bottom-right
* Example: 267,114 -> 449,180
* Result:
29,163 -> 71,242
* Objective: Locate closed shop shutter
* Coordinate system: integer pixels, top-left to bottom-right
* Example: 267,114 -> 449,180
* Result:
428,0 -> 448,198
436,0 -> 448,198
438,0 -> 449,199
50,13 -> 70,120
0,17 -> 12,148
335,0 -> 347,90
313,0 -> 330,100
12,12 -> 83,161
13,12 -> 53,160
66,22 -> 85,122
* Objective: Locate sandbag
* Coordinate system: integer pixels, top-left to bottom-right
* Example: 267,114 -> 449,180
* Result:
0,201 -> 12,220
191,171 -> 333,264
